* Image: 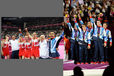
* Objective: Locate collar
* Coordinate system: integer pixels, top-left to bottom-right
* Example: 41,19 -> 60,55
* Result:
49,36 -> 55,39
97,25 -> 102,27
105,28 -> 108,30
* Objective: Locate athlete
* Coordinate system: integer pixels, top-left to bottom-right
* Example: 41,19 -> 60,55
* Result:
75,14 -> 91,64
64,34 -> 70,61
31,32 -> 39,59
89,12 -> 107,64
18,36 -> 25,59
24,35 -> 32,59
48,30 -> 64,59
1,35 -> 10,59
65,14 -> 79,61
103,23 -> 112,63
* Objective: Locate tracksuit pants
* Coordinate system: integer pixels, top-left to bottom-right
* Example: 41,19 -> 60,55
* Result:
70,39 -> 78,60
79,44 -> 88,63
93,37 -> 104,62
104,41 -> 110,61
11,50 -> 19,59
104,46 -> 108,61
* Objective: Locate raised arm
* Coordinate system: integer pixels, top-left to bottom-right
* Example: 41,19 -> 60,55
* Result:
1,40 -> 3,55
78,14 -> 84,25
89,12 -> 97,32
55,31 -> 64,51
55,32 -> 64,49
25,28 -> 32,39
66,20 -> 73,31
89,13 -> 95,24
1,40 -> 4,48
56,31 -> 64,41
15,29 -> 23,39
18,29 -> 24,37
73,16 -> 82,33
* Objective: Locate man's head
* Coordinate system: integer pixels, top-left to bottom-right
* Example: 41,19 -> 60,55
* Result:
32,32 -> 37,38
103,23 -> 108,29
12,35 -> 16,40
74,25 -> 78,30
73,66 -> 84,76
25,35 -> 29,41
62,22 -> 64,26
82,25 -> 86,31
5,35 -> 9,40
64,34 -> 66,38
40,35 -> 45,41
73,0 -> 75,2
19,36 -> 23,42
49,32 -> 55,38
87,22 -> 92,28
97,21 -> 101,26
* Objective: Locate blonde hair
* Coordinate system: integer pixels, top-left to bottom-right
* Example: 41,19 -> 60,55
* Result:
40,35 -> 45,40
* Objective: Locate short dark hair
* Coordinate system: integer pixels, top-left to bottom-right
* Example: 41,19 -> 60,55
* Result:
73,66 -> 84,76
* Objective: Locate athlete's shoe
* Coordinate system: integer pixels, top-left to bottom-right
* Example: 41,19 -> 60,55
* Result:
101,62 -> 105,64
105,61 -> 108,64
90,62 -> 94,64
81,62 -> 84,64
96,61 -> 99,64
77,62 -> 80,65
85,62 -> 88,64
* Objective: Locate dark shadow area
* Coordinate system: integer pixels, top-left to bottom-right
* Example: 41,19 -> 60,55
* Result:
103,66 -> 113,76
72,66 -> 84,76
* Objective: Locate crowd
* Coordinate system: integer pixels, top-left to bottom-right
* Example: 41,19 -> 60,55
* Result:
1,28 -> 64,59
1,30 -> 62,39
64,0 -> 113,64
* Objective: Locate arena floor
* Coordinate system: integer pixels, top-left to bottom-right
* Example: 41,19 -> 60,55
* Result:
64,69 -> 105,76
63,60 -> 109,76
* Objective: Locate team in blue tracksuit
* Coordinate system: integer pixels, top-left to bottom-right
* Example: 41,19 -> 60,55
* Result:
65,14 -> 112,64
90,16 -> 107,62
66,20 -> 79,60
49,31 -> 64,58
75,18 -> 91,63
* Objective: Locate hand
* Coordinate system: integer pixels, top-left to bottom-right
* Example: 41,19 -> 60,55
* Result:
110,43 -> 112,47
104,43 -> 106,47
78,14 -> 81,19
62,28 -> 64,31
65,14 -> 69,18
89,12 -> 92,16
88,45 -> 91,49
46,39 -> 49,41
6,36 -> 9,41
62,22 -> 64,26
25,28 -> 28,31
56,48 -> 59,51
73,14 -> 76,18
73,17 -> 76,22
1,51 -> 3,55
19,29 -> 21,32
66,18 -> 69,23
